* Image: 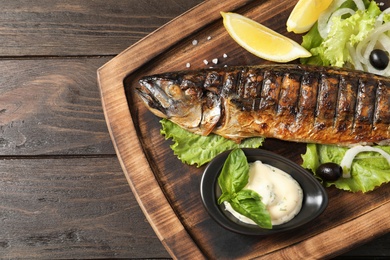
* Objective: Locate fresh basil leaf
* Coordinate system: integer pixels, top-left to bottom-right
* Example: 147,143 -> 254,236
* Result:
230,189 -> 272,229
218,148 -> 249,195
217,192 -> 231,204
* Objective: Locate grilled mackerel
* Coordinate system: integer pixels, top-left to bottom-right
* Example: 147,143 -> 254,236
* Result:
136,65 -> 390,146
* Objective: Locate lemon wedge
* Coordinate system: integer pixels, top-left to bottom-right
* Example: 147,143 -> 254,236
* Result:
287,0 -> 333,34
221,12 -> 311,63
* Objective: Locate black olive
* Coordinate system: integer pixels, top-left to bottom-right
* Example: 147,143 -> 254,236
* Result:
369,49 -> 389,70
316,162 -> 343,182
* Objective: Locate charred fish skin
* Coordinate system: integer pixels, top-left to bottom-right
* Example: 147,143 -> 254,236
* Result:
137,64 -> 390,146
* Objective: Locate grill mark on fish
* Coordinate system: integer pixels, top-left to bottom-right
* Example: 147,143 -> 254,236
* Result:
373,81 -> 380,127
337,76 -> 348,132
243,69 -> 262,110
278,72 -> 298,116
350,77 -> 359,126
334,74 -> 342,132
353,78 -> 376,139
237,68 -> 245,100
315,73 -> 337,131
260,69 -> 282,113
137,64 -> 390,145
374,81 -> 390,124
372,80 -> 379,132
296,71 -> 318,135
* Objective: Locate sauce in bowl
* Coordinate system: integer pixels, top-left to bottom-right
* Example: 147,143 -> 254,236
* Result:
200,148 -> 328,235
224,160 -> 303,225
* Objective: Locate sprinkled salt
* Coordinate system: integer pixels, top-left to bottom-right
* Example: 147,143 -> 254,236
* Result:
207,36 -> 212,40
192,40 -> 198,45
212,58 -> 218,64
203,59 -> 209,65
186,63 -> 191,68
223,53 -> 228,58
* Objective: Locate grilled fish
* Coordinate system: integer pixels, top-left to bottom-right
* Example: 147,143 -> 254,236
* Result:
136,64 -> 390,146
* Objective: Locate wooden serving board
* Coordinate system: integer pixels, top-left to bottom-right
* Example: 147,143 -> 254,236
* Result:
97,0 -> 390,258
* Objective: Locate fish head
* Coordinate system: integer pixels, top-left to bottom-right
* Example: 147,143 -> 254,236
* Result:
136,72 -> 221,135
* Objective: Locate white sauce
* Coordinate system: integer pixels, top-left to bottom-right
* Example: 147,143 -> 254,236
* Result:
224,161 -> 303,226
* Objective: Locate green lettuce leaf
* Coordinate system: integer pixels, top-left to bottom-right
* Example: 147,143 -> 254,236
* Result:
301,143 -> 321,172
301,0 -> 381,67
300,23 -> 325,66
301,144 -> 390,192
160,119 -> 264,167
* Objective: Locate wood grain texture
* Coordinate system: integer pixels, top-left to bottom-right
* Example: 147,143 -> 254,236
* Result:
0,0 -> 207,258
258,203 -> 390,259
99,0 -> 390,259
0,58 -> 115,155
0,0 -> 203,56
0,157 -> 170,259
0,0 -> 388,258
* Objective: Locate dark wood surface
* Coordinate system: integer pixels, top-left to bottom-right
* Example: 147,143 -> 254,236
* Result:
0,0 -> 389,259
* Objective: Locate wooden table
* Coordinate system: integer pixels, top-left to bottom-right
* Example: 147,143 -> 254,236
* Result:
0,0 -> 388,258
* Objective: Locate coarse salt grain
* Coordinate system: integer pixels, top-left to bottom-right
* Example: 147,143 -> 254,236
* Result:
212,58 -> 218,64
203,60 -> 209,65
192,40 -> 198,45
186,63 -> 191,68
223,53 -> 228,58
207,36 -> 212,40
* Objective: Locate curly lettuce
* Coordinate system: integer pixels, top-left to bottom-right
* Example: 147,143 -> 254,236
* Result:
301,0 -> 382,67
302,144 -> 390,193
160,119 -> 264,167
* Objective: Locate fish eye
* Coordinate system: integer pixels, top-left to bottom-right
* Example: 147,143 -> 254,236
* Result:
167,84 -> 183,99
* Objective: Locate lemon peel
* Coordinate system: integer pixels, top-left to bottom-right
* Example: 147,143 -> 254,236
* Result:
221,12 -> 311,63
287,0 -> 333,34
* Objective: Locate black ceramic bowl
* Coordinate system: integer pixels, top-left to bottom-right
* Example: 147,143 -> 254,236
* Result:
200,148 -> 328,235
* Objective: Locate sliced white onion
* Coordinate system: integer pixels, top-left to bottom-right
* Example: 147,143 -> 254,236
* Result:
340,145 -> 390,178
355,35 -> 370,64
317,15 -> 329,39
376,7 -> 390,25
354,22 -> 390,76
329,8 -> 356,22
352,0 -> 365,11
362,37 -> 378,60
318,0 -> 349,39
377,33 -> 390,50
347,43 -> 363,71
374,35 -> 390,76
362,38 -> 380,73
365,22 -> 390,44
323,8 -> 356,39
